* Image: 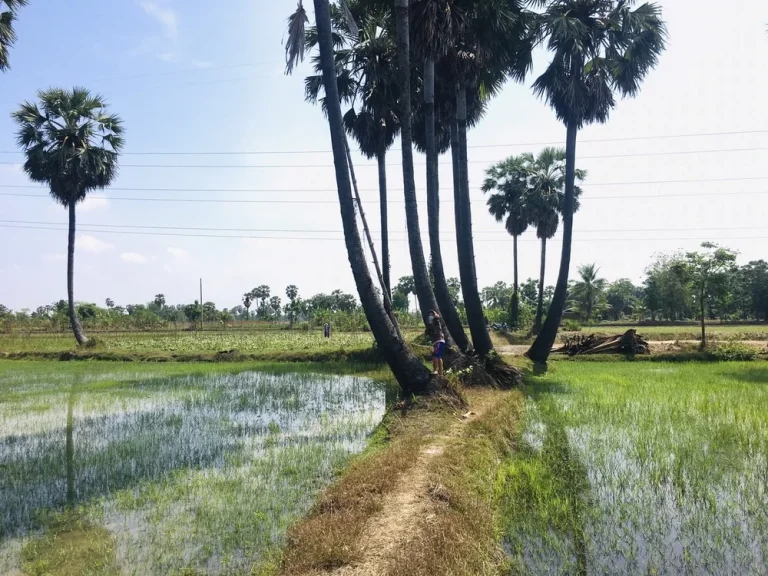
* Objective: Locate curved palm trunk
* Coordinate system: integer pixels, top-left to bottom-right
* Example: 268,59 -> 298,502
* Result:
425,58 -> 470,352
67,202 -> 87,345
511,235 -> 520,328
377,146 -> 391,301
528,121 -> 578,362
394,0 -> 445,334
455,85 -> 493,357
314,0 -> 431,394
534,237 -> 546,334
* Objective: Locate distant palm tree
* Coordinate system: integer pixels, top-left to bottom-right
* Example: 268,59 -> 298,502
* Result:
527,0 -> 666,362
0,0 -> 27,72
571,263 -> 607,322
483,154 -> 531,328
13,88 -> 124,345
526,147 -> 586,333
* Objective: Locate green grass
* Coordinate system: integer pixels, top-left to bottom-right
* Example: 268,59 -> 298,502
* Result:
0,361 -> 393,575
500,361 -> 768,574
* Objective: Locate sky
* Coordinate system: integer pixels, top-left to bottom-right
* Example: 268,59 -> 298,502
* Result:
1,0 -> 767,312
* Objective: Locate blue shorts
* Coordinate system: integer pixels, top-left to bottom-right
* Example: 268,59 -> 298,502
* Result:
433,341 -> 446,359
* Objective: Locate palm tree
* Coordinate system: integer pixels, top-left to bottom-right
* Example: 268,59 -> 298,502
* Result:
410,0 -> 471,352
13,88 -> 124,345
570,263 -> 607,322
0,0 -> 27,72
525,147 -> 586,333
527,0 -> 667,363
393,0 -> 446,334
483,154 -> 531,329
446,0 -> 535,357
285,0 -> 433,394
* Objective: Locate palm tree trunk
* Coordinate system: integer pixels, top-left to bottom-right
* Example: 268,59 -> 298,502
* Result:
511,234 -> 519,328
394,0 -> 444,333
534,237 -> 546,333
700,285 -> 706,347
527,120 -> 578,363
425,58 -> 470,352
67,202 -> 87,345
313,0 -> 431,394
455,84 -> 493,357
377,146 -> 391,301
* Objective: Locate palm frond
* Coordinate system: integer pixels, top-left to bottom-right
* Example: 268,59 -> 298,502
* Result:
285,1 -> 309,75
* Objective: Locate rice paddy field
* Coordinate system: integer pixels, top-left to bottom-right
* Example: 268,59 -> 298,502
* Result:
0,361 -> 388,575
502,361 -> 768,575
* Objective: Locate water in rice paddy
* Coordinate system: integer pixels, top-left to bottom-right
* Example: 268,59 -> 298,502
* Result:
0,365 -> 386,574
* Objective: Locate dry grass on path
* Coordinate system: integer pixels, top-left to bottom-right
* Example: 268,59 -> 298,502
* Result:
277,388 -> 524,576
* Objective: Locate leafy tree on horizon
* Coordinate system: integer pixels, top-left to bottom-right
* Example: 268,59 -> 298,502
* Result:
0,0 -> 27,72
13,87 -> 124,345
242,292 -> 253,319
527,0 -> 667,362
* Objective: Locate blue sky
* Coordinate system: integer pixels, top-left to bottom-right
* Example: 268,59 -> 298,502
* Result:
1,0 -> 767,311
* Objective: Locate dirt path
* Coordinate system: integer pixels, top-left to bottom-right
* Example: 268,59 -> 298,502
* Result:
324,390 -> 499,576
496,340 -> 768,356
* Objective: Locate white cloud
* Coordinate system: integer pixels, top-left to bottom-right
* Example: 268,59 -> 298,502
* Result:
167,247 -> 189,261
140,1 -> 178,40
78,234 -> 114,254
79,194 -> 109,212
163,263 -> 173,274
121,252 -> 148,264
189,59 -> 212,69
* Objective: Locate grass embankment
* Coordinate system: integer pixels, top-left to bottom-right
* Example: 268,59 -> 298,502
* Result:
274,387 -> 525,576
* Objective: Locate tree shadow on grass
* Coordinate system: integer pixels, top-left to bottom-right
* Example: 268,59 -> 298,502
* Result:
721,366 -> 768,384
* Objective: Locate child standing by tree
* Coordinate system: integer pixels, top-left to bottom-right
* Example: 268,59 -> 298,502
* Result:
428,310 -> 445,376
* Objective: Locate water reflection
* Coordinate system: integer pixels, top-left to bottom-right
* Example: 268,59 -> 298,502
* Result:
0,369 -> 385,573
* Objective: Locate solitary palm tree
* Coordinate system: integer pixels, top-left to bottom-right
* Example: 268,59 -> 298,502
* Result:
13,88 -> 124,345
0,0 -> 27,72
571,263 -> 607,322
285,0 -> 433,394
526,147 -> 586,333
527,0 -> 667,363
483,154 -> 531,329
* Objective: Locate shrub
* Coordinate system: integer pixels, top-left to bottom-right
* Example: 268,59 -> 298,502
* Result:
561,320 -> 582,332
710,342 -> 757,361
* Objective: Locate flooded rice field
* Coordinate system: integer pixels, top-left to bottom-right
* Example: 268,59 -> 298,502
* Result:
0,362 -> 386,574
502,362 -> 768,576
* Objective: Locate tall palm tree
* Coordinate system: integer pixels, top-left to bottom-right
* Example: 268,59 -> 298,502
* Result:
527,0 -> 667,362
483,154 -> 531,329
393,0 -> 446,334
286,0 -> 433,394
447,0 -> 535,357
570,263 -> 607,322
410,0 -> 471,352
13,88 -> 124,345
306,4 -> 400,302
525,147 -> 586,333
0,0 -> 27,72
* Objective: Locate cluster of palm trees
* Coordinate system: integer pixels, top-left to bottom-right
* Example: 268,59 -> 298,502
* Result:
286,0 -> 666,391
483,147 -> 585,333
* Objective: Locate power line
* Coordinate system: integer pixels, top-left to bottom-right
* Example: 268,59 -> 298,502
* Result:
2,147 -> 765,169
1,219 -> 765,234
2,223 -> 765,244
2,175 -> 767,195
1,129 -> 765,156
1,190 -> 767,204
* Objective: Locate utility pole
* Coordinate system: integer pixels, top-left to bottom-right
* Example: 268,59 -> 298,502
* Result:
199,278 -> 203,331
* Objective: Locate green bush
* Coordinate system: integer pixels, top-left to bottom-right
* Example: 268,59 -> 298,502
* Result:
561,320 -> 582,332
710,342 -> 757,361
